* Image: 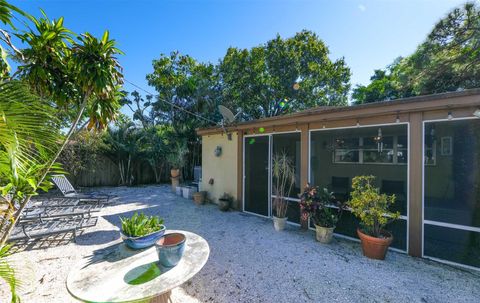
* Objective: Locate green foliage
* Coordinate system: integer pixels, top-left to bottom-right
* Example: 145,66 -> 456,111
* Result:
0,81 -> 63,214
300,184 -> 341,228
219,30 -> 350,119
146,51 -> 220,128
138,124 -> 176,183
0,82 -> 62,301
0,2 -> 123,252
120,212 -> 164,237
58,130 -> 107,180
272,152 -> 295,218
0,244 -> 21,303
103,115 -> 141,186
348,175 -> 400,238
353,2 -> 480,104
166,141 -> 188,170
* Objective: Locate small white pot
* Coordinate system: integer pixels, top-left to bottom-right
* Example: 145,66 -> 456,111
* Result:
175,186 -> 183,196
314,224 -> 335,244
182,186 -> 197,199
273,216 -> 288,231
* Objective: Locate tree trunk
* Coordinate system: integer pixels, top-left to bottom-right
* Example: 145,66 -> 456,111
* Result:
0,98 -> 89,246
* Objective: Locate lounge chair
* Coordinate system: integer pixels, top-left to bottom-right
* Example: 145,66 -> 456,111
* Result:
20,204 -> 101,222
51,174 -> 112,204
9,216 -> 98,242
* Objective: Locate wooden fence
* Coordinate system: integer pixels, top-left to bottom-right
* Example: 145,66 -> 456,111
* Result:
64,155 -> 170,187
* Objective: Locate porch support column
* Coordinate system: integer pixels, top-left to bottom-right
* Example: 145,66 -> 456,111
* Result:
408,112 -> 423,257
300,124 -> 309,189
236,130 -> 243,210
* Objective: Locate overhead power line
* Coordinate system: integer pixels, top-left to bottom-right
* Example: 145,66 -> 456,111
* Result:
124,78 -> 218,125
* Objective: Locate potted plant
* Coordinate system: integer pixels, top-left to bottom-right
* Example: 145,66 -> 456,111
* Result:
167,142 -> 188,189
272,152 -> 295,231
218,192 -> 233,211
348,175 -> 400,260
300,184 -> 342,243
120,212 -> 166,249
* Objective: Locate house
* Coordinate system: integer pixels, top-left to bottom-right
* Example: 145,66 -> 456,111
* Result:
197,88 -> 480,270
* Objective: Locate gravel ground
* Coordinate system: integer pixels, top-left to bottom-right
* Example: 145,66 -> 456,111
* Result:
1,185 -> 479,303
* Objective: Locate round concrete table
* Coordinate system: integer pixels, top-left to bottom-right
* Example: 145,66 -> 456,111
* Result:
67,230 -> 209,303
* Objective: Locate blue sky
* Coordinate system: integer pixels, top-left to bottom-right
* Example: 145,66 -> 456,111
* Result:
10,0 -> 471,109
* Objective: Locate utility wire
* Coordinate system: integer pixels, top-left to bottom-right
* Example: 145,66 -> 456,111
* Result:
124,78 -> 218,125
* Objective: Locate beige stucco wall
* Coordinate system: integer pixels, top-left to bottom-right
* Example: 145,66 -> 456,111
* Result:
200,132 -> 238,205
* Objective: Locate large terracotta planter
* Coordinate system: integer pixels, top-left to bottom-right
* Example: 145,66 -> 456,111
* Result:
273,216 -> 287,231
170,169 -> 180,178
357,229 -> 393,260
314,225 -> 335,244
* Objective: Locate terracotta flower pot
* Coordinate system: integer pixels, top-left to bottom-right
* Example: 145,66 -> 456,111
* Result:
357,229 -> 393,260
314,225 -> 335,244
193,191 -> 206,205
171,169 -> 180,178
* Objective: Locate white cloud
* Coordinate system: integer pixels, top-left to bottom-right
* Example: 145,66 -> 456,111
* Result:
358,4 -> 367,12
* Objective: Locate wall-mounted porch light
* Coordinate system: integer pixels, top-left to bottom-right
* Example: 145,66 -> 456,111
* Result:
214,146 -> 222,157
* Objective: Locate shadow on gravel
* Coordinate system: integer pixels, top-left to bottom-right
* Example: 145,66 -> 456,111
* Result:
76,229 -> 120,245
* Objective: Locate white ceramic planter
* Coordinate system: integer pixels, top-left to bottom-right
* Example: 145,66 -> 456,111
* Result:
175,186 -> 183,196
314,224 -> 335,244
182,186 -> 197,199
273,216 -> 287,231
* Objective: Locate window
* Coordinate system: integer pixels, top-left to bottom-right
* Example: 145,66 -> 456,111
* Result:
333,137 -> 360,163
311,124 -> 408,251
332,134 -> 407,165
363,136 -> 394,164
423,119 -> 480,267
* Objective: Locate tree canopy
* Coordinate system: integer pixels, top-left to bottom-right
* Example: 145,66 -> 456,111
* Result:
219,30 -> 351,119
353,2 -> 480,104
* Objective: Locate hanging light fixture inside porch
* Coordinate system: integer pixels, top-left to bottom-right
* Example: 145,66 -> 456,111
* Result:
373,128 -> 383,152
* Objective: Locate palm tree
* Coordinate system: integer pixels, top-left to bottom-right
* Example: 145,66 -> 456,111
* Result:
1,14 -> 124,245
103,117 -> 141,186
0,243 -> 26,303
0,80 -> 62,249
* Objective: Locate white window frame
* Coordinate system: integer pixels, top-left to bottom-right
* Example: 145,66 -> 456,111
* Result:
422,116 -> 480,271
309,122 -> 410,254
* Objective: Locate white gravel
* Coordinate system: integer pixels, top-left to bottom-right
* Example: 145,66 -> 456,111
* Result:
1,185 -> 479,303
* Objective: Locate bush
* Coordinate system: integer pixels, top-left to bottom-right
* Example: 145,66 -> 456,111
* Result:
300,184 -> 342,228
348,175 -> 399,238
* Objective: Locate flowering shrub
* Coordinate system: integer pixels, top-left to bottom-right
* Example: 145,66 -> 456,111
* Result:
348,175 -> 400,238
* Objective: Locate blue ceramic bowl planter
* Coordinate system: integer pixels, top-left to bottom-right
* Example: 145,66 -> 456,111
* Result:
121,225 -> 166,249
155,233 -> 186,267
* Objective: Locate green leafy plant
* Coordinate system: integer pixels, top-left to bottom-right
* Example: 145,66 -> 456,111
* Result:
0,244 -> 23,303
167,142 -> 188,170
272,152 -> 295,218
120,212 -> 164,237
348,175 -> 400,238
300,184 -> 342,228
